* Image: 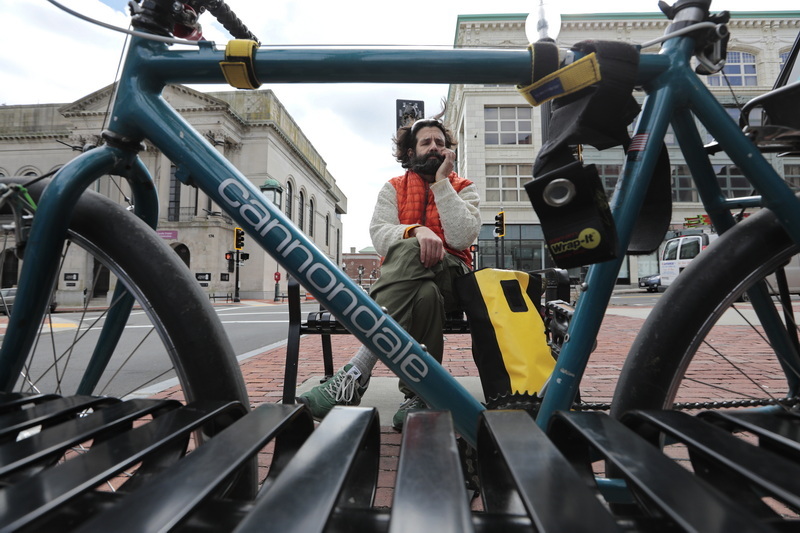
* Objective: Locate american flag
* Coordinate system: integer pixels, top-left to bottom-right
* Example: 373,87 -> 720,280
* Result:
629,133 -> 649,151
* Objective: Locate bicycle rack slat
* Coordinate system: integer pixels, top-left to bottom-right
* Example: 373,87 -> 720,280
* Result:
0,392 -> 62,415
0,400 -> 244,532
0,398 -> 179,478
699,409 -> 800,462
477,410 -> 622,533
547,411 -> 772,533
390,410 -> 474,533
1,393 -> 800,531
0,395 -> 119,442
234,406 -> 380,533
75,403 -> 312,533
624,410 -> 800,514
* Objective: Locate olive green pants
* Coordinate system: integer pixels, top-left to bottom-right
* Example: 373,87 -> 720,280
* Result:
369,238 -> 469,397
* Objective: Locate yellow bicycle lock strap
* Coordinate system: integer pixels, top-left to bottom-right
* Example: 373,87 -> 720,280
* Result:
220,39 -> 261,89
517,42 -> 601,106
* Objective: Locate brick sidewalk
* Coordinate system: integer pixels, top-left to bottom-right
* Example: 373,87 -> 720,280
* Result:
156,308 -> 786,508
234,317 -> 642,507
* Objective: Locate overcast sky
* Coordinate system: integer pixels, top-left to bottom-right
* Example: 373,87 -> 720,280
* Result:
1,0 -> 797,251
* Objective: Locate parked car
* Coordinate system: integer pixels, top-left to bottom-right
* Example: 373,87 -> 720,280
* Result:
0,288 -> 58,315
659,233 -> 718,288
638,273 -> 661,292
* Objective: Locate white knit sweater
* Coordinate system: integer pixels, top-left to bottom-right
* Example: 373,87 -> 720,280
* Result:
369,177 -> 481,257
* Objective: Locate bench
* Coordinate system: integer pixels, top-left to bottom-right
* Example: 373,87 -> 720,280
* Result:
281,269 -> 577,405
209,293 -> 233,303
282,279 -> 471,404
2,391 -> 799,531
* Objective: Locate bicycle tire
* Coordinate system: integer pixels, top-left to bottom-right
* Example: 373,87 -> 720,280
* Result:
611,205 -> 800,417
0,177 -> 249,407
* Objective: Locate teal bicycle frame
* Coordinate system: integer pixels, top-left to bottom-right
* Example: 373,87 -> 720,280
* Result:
538,34 -> 800,429
3,7 -> 800,448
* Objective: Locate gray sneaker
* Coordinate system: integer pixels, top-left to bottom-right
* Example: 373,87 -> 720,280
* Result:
392,395 -> 428,431
296,364 -> 369,419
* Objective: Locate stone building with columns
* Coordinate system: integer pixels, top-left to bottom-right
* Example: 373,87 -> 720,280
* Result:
0,85 -> 346,303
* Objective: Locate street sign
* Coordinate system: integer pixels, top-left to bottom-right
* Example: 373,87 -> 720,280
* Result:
396,99 -> 425,130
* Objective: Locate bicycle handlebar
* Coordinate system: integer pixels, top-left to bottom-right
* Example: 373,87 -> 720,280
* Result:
132,0 -> 258,43
191,0 -> 259,42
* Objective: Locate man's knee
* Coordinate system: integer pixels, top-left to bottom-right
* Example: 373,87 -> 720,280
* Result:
382,239 -> 420,269
387,237 -> 420,254
415,281 -> 442,308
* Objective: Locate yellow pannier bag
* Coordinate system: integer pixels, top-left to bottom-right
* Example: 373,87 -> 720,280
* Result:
455,268 -> 555,404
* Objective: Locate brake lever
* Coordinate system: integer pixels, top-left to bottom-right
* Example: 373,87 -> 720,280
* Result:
695,23 -> 729,75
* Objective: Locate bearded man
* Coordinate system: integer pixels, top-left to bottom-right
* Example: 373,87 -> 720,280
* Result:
297,116 -> 481,430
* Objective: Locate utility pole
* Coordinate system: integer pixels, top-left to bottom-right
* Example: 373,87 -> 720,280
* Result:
233,250 -> 239,302
233,228 -> 245,302
494,211 -> 505,269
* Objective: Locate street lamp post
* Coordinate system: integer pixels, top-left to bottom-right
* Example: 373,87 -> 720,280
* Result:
260,178 -> 284,301
260,178 -> 284,209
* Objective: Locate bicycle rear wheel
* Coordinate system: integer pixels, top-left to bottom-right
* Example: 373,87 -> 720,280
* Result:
0,177 -> 249,407
611,205 -> 800,417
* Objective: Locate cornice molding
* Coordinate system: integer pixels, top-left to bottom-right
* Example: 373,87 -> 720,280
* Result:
0,132 -> 70,141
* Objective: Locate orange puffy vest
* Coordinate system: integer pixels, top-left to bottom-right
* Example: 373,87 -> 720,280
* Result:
389,171 -> 474,268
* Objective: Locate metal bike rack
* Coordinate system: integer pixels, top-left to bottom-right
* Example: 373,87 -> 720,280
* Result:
0,392 -> 798,531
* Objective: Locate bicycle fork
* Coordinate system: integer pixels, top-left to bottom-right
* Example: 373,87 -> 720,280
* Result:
0,145 -> 160,393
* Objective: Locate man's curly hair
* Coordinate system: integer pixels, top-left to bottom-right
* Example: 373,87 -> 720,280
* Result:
393,111 -> 458,169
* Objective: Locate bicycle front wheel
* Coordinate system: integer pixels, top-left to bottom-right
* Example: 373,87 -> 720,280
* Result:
0,178 -> 249,407
611,205 -> 800,417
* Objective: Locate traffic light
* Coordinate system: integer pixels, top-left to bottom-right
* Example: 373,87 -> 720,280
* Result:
234,227 -> 245,250
494,211 -> 505,237
224,251 -> 234,273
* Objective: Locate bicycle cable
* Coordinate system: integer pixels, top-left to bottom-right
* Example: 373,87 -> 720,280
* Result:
46,0 -> 204,47
48,0 -> 722,54
640,21 -> 718,48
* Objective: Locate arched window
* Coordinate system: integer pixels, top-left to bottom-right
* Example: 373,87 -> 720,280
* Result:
285,181 -> 294,220
17,166 -> 40,178
298,190 -> 305,231
308,199 -> 315,238
707,51 -> 757,87
325,214 -> 331,246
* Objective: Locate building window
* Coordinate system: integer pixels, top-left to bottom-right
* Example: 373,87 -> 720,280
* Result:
168,165 -> 180,222
785,163 -> 800,192
308,199 -> 315,238
485,163 -> 533,202
484,106 -> 532,145
285,181 -> 293,220
672,164 -> 698,202
325,214 -> 330,246
596,164 -> 623,198
715,165 -> 752,197
336,228 -> 341,265
707,51 -> 757,87
298,191 -> 305,231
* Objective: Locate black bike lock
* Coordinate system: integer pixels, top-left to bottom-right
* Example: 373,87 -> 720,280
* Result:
525,160 -> 617,269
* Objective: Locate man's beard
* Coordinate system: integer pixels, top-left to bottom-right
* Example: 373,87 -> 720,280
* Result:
410,152 -> 444,177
